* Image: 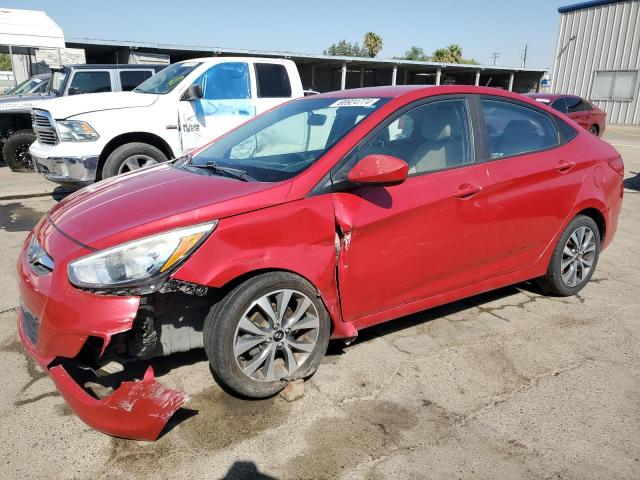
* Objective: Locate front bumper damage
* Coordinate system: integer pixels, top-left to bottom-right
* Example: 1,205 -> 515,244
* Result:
17,218 -> 190,440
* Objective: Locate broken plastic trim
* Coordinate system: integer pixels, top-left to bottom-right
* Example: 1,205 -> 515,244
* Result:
49,363 -> 188,441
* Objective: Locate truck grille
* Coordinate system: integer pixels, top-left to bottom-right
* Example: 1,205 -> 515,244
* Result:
20,304 -> 40,346
32,109 -> 58,145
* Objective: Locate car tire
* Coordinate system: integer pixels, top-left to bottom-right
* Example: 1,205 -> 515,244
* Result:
3,129 -> 36,172
203,272 -> 331,398
588,125 -> 599,136
536,215 -> 601,296
102,142 -> 168,179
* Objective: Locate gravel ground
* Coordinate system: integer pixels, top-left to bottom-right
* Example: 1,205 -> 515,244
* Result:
0,126 -> 639,480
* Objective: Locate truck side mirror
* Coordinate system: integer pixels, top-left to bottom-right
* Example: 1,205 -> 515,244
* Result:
181,84 -> 203,101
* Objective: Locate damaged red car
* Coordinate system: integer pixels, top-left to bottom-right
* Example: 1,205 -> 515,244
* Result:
18,85 -> 623,440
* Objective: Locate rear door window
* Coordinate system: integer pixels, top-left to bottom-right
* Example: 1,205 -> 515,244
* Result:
119,70 -> 154,91
67,71 -> 111,94
551,98 -> 568,113
255,63 -> 292,98
481,99 -> 559,159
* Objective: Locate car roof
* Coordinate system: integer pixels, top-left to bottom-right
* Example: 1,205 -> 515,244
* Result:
311,85 -> 537,101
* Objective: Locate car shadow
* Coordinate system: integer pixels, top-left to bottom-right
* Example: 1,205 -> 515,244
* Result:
218,461 -> 279,480
624,171 -> 640,192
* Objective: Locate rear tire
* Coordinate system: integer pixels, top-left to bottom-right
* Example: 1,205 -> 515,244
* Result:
203,272 -> 330,398
101,142 -> 168,179
588,125 -> 599,136
536,215 -> 600,296
3,129 -> 36,172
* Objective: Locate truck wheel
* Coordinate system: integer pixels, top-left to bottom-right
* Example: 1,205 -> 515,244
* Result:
204,272 -> 331,398
102,142 -> 168,179
3,130 -> 36,172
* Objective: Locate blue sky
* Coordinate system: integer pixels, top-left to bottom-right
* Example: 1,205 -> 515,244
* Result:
7,0 -> 571,69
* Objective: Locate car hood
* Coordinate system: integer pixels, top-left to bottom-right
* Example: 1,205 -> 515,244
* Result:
38,91 -> 159,119
0,93 -> 55,111
48,163 -> 291,250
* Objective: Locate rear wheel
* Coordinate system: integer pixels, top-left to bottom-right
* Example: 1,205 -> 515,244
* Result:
588,125 -> 599,136
203,272 -> 330,398
101,142 -> 168,179
536,215 -> 600,296
3,129 -> 36,172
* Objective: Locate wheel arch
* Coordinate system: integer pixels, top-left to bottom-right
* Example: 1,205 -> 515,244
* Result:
97,132 -> 175,180
576,206 -> 606,242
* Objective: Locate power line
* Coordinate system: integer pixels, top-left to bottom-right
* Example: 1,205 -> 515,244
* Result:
490,52 -> 500,66
521,44 -> 528,68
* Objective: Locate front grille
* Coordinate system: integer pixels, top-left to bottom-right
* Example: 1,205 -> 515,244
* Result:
20,304 -> 40,346
32,109 -> 58,145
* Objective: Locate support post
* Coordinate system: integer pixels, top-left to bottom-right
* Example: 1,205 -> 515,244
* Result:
340,62 -> 347,90
360,68 -> 364,87
475,71 -> 480,86
404,69 -> 409,85
311,64 -> 316,89
391,65 -> 397,85
508,72 -> 514,91
435,67 -> 442,86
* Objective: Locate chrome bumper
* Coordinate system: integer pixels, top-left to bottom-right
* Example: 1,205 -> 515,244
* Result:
32,155 -> 99,187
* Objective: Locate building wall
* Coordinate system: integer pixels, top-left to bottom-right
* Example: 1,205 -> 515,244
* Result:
553,0 -> 640,124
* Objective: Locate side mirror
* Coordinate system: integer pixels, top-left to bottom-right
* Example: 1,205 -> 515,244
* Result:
68,87 -> 80,96
181,84 -> 203,101
347,154 -> 408,186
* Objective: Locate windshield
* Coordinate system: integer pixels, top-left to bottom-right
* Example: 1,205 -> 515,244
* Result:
189,97 -> 390,182
133,61 -> 201,94
50,70 -> 67,95
6,77 -> 45,95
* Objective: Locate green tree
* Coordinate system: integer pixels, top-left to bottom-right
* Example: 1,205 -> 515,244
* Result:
363,32 -> 383,58
430,44 -> 478,64
401,46 -> 428,61
0,54 -> 12,71
323,39 -> 368,57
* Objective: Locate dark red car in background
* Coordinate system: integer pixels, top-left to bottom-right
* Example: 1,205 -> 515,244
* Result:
526,93 -> 607,136
17,85 -> 623,440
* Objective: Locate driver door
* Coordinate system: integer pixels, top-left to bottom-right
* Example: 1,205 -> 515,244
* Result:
178,62 -> 255,152
332,98 -> 492,323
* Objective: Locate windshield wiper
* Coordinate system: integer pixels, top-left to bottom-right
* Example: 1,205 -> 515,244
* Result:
195,160 -> 256,182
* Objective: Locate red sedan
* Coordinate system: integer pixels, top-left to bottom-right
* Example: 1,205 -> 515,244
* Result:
526,93 -> 607,136
17,85 -> 624,440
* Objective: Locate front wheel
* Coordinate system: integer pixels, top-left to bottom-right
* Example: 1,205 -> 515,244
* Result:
204,272 -> 330,398
101,142 -> 168,179
3,129 -> 36,172
536,215 -> 601,296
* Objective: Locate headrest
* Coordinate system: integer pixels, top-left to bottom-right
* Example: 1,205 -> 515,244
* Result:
421,105 -> 458,142
501,120 -> 539,141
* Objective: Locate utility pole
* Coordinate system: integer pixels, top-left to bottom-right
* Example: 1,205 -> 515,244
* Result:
521,44 -> 528,68
491,52 -> 500,66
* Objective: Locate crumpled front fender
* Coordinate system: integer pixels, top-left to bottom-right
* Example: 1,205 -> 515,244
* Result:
50,365 -> 189,441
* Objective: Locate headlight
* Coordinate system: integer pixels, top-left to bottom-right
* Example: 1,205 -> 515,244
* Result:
56,120 -> 99,141
67,222 -> 216,292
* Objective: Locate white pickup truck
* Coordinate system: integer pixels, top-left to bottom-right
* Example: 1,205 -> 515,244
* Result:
29,57 -> 303,187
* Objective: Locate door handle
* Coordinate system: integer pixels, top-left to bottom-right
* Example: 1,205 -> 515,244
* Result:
454,183 -> 482,199
557,160 -> 576,172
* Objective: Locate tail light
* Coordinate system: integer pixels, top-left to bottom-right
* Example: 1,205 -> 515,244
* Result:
607,157 -> 624,176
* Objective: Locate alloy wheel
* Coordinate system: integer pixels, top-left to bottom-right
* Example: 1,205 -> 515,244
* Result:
561,226 -> 596,287
15,143 -> 33,170
117,154 -> 158,174
233,289 -> 320,382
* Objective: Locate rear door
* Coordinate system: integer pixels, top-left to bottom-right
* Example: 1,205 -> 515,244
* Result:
252,62 -> 296,114
479,97 -> 583,277
332,97 -> 492,323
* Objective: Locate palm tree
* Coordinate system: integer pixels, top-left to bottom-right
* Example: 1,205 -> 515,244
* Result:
363,32 -> 383,58
447,44 -> 463,63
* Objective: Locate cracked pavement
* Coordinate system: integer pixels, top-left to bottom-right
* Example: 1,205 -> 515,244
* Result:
1,126 -> 639,479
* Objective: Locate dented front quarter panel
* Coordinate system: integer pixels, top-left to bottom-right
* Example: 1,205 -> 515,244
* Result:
173,195 -> 356,339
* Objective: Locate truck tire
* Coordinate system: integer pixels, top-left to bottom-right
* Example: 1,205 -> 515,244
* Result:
3,129 -> 36,172
102,142 -> 168,179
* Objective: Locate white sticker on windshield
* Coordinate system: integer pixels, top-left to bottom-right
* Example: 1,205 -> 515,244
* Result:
330,98 -> 380,107
180,62 -> 199,67
535,98 -> 551,103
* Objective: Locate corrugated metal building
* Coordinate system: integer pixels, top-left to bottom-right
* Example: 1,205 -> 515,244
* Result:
553,0 -> 640,125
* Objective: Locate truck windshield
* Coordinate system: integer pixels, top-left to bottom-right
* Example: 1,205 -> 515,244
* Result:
50,70 -> 67,95
189,97 -> 390,182
6,77 -> 46,95
133,62 -> 201,94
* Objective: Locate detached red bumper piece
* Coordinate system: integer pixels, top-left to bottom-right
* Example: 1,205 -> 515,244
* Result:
50,365 -> 188,441
17,219 -> 189,441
